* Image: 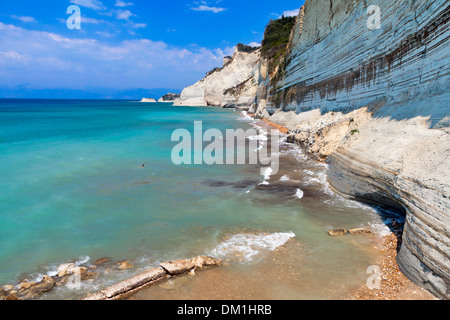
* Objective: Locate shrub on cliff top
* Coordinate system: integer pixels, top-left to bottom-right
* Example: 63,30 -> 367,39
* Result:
236,43 -> 261,53
261,16 -> 296,60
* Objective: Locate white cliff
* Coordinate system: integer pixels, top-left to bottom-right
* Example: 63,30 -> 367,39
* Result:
254,0 -> 450,299
173,45 -> 261,108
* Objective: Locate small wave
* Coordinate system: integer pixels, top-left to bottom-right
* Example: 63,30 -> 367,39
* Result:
279,175 -> 302,183
259,167 -> 273,185
262,167 -> 273,180
368,222 -> 392,237
293,189 -> 304,199
247,134 -> 268,141
209,232 -> 295,263
238,111 -> 256,122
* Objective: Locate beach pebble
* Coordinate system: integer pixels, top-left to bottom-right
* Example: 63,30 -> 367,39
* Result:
117,261 -> 133,270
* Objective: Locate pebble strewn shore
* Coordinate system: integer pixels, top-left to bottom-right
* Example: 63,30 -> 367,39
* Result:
349,232 -> 436,300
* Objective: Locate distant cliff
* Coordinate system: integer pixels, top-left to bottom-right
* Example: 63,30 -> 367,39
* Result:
175,0 -> 450,298
173,44 -> 261,108
158,93 -> 180,102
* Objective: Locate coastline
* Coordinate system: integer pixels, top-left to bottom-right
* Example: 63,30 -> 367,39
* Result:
0,107 -> 438,301
248,112 -> 436,300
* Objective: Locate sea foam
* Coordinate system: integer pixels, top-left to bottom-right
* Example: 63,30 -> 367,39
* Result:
209,232 -> 296,263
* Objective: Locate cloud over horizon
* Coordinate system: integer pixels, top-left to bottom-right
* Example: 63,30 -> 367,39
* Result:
0,22 -> 235,93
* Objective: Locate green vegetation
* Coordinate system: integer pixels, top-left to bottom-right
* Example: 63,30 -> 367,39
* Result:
236,43 -> 260,53
350,129 -> 360,135
260,15 -> 296,92
261,16 -> 296,62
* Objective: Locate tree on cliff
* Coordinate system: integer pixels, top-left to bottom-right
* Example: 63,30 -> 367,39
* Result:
261,16 -> 296,76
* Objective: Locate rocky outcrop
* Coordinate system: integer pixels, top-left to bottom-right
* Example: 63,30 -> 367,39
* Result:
173,45 -> 261,108
158,93 -> 180,103
83,256 -> 222,300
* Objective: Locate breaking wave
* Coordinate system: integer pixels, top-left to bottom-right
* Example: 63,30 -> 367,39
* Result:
209,232 -> 296,263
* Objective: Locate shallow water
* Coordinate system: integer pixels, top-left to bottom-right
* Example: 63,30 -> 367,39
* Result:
0,100 -> 390,299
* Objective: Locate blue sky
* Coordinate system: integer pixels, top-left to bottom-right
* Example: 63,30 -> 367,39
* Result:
0,0 -> 304,99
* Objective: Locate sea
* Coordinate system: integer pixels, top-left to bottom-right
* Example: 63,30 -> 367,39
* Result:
0,99 -> 393,299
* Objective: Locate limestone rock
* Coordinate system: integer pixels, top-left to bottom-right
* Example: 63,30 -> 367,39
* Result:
25,277 -> 55,299
348,228 -> 372,235
83,267 -> 166,300
117,261 -> 133,270
17,281 -> 36,290
93,257 -> 110,266
328,229 -> 347,236
190,256 -> 222,270
160,259 -> 195,275
56,263 -> 76,277
174,46 -> 260,107
0,287 -> 6,299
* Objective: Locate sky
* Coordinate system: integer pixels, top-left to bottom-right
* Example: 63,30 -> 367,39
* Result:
0,0 -> 304,99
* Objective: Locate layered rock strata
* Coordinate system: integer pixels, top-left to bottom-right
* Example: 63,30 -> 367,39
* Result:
256,0 -> 450,299
83,256 -> 221,300
173,46 -> 261,108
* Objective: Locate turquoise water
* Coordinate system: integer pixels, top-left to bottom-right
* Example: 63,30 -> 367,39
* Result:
0,99 -> 389,299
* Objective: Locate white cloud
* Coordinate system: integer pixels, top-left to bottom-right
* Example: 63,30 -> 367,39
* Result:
81,16 -> 106,24
95,31 -> 115,38
0,50 -> 32,62
0,22 -> 231,90
115,0 -> 134,7
11,15 -> 36,23
131,23 -> 147,29
191,5 -> 226,13
115,9 -> 135,21
248,42 -> 261,48
281,9 -> 300,18
70,0 -> 106,10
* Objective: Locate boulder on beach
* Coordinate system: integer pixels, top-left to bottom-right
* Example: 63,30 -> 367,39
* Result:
190,256 -> 222,270
160,259 -> 195,275
328,229 -> 347,236
93,257 -> 111,266
348,228 -> 372,235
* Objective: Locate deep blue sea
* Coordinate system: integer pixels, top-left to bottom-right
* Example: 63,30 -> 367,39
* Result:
0,99 -> 389,299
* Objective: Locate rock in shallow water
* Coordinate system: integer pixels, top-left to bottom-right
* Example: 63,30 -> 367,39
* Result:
348,228 -> 372,235
160,259 -> 195,275
328,229 -> 347,236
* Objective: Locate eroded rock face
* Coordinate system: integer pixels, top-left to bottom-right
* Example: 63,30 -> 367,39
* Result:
83,268 -> 166,300
174,46 -> 260,108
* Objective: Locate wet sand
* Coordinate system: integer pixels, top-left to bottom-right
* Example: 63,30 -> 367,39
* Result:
127,113 -> 437,301
126,231 -> 435,300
